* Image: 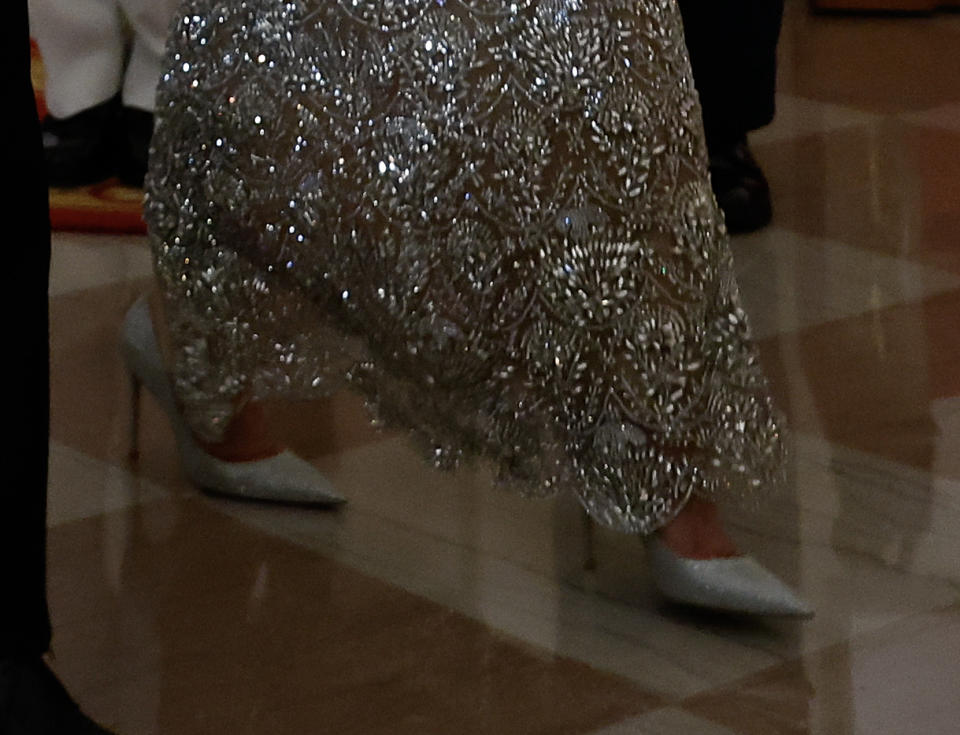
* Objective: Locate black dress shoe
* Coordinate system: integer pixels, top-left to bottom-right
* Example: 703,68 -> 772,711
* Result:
708,137 -> 773,235
40,96 -> 121,188
0,656 -> 115,734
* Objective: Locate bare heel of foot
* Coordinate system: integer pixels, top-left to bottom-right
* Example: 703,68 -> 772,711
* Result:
195,401 -> 284,463
657,497 -> 738,560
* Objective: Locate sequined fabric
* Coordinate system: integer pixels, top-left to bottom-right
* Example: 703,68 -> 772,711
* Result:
145,0 -> 786,534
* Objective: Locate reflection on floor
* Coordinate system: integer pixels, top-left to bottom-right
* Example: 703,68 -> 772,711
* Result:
45,3 -> 959,733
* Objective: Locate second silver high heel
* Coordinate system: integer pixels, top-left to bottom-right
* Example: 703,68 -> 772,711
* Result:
121,297 -> 346,507
643,536 -> 813,617
580,511 -> 812,617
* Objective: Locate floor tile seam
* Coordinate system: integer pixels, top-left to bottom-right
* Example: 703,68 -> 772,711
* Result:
50,452 -> 949,701
50,281 -> 144,300
197,437 -> 568,579
755,94 -> 886,135
792,430 -> 960,492
209,494 -> 552,576
670,599 -> 960,711
782,433 -> 960,551
47,421 -> 958,546
212,499 -> 809,697
211,491 -> 636,621
770,86 -> 956,119
768,94 -> 960,131
202,502 -> 724,646
895,109 -> 960,131
775,92 -> 890,115
751,282 -> 960,344
581,707 -> 727,735
744,283 -> 960,340
201,491 -> 606,618
48,273 -> 153,301
49,231 -> 150,246
732,230 -> 960,315
45,439 -> 174,529
192,503 -> 681,711
202,431 -> 960,629
741,225 -> 960,287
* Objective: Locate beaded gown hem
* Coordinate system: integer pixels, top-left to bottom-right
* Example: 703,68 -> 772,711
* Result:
145,0 -> 787,535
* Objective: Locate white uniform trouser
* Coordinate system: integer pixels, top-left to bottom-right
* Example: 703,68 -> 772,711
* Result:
29,0 -> 179,118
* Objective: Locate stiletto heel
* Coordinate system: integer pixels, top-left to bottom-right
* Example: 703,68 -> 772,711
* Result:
643,535 -> 813,617
119,296 -> 346,507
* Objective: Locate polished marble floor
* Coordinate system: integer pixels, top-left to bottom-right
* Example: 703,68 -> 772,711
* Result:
44,3 -> 960,733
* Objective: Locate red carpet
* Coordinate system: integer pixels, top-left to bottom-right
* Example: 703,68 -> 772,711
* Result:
31,41 -> 147,235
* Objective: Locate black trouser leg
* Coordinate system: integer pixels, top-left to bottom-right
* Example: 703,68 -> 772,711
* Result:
3,2 -> 53,659
677,0 -> 785,145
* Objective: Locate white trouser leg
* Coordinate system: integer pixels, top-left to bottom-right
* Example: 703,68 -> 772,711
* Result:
28,0 -> 125,118
118,0 -> 180,112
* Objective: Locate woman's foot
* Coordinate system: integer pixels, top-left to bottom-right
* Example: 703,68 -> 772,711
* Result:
657,497 -> 738,560
645,497 -> 813,617
122,296 -> 345,506
144,292 -> 283,463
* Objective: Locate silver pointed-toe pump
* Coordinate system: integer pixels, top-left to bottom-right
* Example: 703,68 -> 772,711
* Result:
120,297 -> 346,507
644,535 -> 813,617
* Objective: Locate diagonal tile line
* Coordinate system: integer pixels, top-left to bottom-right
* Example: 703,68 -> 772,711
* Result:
46,495 -> 669,732
897,103 -> 960,133
46,439 -> 171,528
210,484 -> 786,699
673,600 -> 960,727
732,227 -> 960,340
752,94 -> 885,145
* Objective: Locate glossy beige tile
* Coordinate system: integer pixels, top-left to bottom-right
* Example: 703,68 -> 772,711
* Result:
723,434 -> 960,652
731,228 -> 960,339
778,2 -> 960,114
47,440 -> 169,527
752,95 -> 881,145
758,288 -> 960,475
49,233 -> 154,297
592,707 -> 741,735
930,396 -> 960,484
214,437 -> 789,699
209,423 -> 960,702
757,123 -> 960,275
682,605 -> 960,735
791,433 -> 960,584
46,270 -> 960,705
49,280 -> 191,491
899,103 -> 960,133
46,498 -> 664,735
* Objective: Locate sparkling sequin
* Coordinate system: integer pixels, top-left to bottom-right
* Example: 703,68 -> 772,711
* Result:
145,0 -> 786,534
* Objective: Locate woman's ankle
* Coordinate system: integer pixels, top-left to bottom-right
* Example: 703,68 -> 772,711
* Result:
657,497 -> 739,560
144,290 -> 284,463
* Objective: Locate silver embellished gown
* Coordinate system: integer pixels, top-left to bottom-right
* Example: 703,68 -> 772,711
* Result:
145,0 -> 786,534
